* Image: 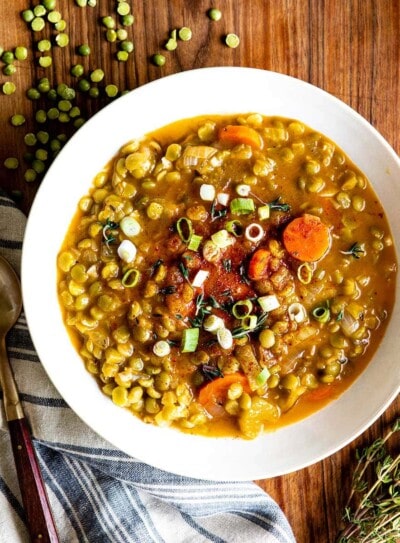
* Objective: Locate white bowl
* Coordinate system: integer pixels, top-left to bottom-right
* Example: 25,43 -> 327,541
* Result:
22,68 -> 400,481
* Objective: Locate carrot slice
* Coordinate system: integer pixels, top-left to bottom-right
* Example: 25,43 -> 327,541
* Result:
306,385 -> 333,402
283,214 -> 331,262
198,373 -> 250,409
247,249 -> 271,281
218,125 -> 263,149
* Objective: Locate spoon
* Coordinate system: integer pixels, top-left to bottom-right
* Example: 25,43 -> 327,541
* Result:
0,255 -> 59,543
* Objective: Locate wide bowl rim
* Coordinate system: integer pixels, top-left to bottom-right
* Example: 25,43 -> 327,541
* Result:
21,67 -> 400,481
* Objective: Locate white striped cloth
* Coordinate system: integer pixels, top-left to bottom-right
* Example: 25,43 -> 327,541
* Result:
0,192 -> 296,543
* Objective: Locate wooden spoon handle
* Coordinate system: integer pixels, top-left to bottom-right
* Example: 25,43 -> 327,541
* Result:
8,418 -> 60,543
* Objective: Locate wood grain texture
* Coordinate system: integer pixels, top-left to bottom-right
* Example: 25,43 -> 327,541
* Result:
0,2 -> 399,542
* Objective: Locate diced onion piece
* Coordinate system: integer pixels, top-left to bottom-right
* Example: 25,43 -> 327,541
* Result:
211,229 -> 235,248
203,315 -> 225,333
120,216 -> 141,237
245,223 -> 264,243
217,192 -> 229,206
188,233 -> 203,251
181,328 -> 200,353
230,197 -> 255,215
256,367 -> 270,387
288,302 -> 307,323
236,184 -> 251,196
200,183 -> 216,201
258,294 -> 280,312
340,309 -> 360,336
182,145 -> 217,167
117,240 -> 137,263
191,269 -> 209,287
153,340 -> 171,357
257,205 -> 270,220
217,327 -> 233,350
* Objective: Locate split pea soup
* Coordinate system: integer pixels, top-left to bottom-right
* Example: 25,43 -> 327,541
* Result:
57,113 -> 397,439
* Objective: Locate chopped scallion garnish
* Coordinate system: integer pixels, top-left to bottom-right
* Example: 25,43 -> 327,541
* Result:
181,327 -> 199,352
176,217 -> 193,243
230,197 -> 255,215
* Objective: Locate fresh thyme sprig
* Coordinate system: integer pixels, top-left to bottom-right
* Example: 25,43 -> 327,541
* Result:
340,242 -> 366,259
336,418 -> 400,543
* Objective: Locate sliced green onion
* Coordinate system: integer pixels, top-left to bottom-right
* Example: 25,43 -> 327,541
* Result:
176,217 -> 193,243
217,192 -> 229,206
230,197 -> 255,215
118,240 -> 137,263
258,294 -> 280,312
297,262 -> 313,284
256,367 -> 270,387
120,216 -> 141,237
211,229 -> 233,248
232,300 -> 253,319
217,328 -> 233,350
153,340 -> 171,357
188,233 -> 203,251
244,223 -> 264,243
200,183 -> 216,201
257,205 -> 270,220
241,315 -> 258,330
121,268 -> 140,287
191,269 -> 209,288
225,220 -> 243,237
236,184 -> 251,196
203,314 -> 225,333
312,305 -> 330,323
181,327 -> 199,353
288,303 -> 307,323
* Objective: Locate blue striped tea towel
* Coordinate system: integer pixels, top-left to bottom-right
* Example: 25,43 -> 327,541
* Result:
0,192 -> 296,543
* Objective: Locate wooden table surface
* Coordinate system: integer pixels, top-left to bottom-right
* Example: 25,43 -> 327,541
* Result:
1,1 -> 399,542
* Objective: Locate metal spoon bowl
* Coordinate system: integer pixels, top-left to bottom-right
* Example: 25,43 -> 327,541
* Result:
0,255 -> 59,543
